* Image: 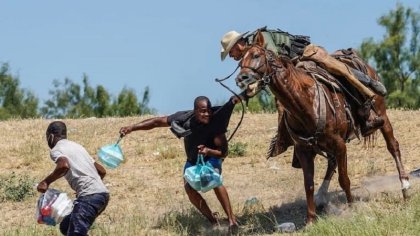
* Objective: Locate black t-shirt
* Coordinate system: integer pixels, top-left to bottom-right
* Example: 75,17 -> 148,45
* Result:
167,100 -> 234,163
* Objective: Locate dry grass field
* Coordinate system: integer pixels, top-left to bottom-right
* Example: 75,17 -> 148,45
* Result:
0,109 -> 419,235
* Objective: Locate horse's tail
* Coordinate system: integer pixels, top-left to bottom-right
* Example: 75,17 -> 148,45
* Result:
363,131 -> 377,149
266,133 -> 278,158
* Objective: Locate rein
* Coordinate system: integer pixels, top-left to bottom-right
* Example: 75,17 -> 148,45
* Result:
215,66 -> 245,142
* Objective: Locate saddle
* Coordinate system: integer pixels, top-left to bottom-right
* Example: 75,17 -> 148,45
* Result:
332,48 -> 369,74
332,48 -> 386,96
296,60 -> 342,92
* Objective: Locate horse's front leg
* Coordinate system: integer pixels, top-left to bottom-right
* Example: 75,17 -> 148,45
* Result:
315,155 -> 337,208
295,145 -> 317,224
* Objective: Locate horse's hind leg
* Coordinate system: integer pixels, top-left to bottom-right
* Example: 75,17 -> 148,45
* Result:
380,113 -> 410,199
315,155 -> 337,208
335,141 -> 353,204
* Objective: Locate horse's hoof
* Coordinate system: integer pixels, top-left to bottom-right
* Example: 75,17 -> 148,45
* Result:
402,179 -> 411,200
402,188 -> 410,200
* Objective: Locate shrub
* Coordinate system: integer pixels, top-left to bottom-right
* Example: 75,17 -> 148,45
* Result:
229,142 -> 247,157
0,172 -> 35,202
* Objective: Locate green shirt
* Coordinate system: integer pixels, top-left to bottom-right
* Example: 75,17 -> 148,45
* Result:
245,28 -> 310,58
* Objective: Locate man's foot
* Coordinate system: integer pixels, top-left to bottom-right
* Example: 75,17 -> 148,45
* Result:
210,212 -> 220,226
228,224 -> 239,235
361,116 -> 384,136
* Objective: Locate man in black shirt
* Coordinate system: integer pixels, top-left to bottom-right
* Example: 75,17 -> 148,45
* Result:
119,96 -> 240,232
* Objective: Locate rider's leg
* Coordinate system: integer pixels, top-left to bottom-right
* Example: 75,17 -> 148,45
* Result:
359,96 -> 385,136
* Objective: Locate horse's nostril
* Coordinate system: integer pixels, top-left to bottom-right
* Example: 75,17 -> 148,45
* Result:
239,75 -> 249,81
235,74 -> 252,89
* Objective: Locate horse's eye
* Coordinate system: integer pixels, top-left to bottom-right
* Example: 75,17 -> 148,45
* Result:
252,54 -> 260,59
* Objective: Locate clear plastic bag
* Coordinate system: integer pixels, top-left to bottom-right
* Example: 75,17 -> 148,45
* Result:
184,155 -> 223,192
36,188 -> 73,226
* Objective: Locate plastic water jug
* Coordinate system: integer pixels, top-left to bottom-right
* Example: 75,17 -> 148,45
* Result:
98,136 -> 124,169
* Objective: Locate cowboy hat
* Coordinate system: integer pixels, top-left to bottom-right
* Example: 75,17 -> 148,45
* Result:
220,31 -> 247,61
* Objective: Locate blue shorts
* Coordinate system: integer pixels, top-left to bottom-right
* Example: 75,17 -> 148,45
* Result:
60,192 -> 109,236
183,156 -> 223,174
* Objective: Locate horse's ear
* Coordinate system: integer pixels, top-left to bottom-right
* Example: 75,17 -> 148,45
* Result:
254,31 -> 265,47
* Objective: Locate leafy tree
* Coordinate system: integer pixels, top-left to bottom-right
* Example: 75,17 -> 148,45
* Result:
41,77 -> 83,118
138,86 -> 155,115
111,87 -> 141,116
360,3 -> 420,109
111,86 -> 155,116
95,85 -> 111,116
0,63 -> 39,120
77,75 -> 96,117
41,75 -> 155,118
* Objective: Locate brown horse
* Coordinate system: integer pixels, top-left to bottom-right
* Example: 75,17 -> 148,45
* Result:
236,31 -> 410,224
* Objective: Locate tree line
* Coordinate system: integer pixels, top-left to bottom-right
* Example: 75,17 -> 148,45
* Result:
0,65 -> 155,120
0,3 -> 418,120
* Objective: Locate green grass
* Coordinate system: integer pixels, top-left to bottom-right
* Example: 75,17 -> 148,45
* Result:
303,191 -> 420,236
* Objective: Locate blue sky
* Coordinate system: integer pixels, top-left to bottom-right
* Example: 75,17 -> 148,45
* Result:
1,1 -> 418,115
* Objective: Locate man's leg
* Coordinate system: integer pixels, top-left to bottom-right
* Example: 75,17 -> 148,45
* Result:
59,215 -> 71,235
208,158 -> 238,232
184,180 -> 218,224
65,193 -> 109,236
213,185 -> 238,227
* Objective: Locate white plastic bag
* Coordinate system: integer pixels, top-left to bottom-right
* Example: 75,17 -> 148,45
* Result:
36,189 -> 73,226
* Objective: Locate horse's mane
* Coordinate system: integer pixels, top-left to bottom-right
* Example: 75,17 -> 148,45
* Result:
277,55 -> 314,90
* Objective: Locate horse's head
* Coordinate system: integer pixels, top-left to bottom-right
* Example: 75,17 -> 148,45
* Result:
236,31 -> 272,98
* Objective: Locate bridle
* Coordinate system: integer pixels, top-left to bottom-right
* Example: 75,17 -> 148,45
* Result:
238,45 -> 275,91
